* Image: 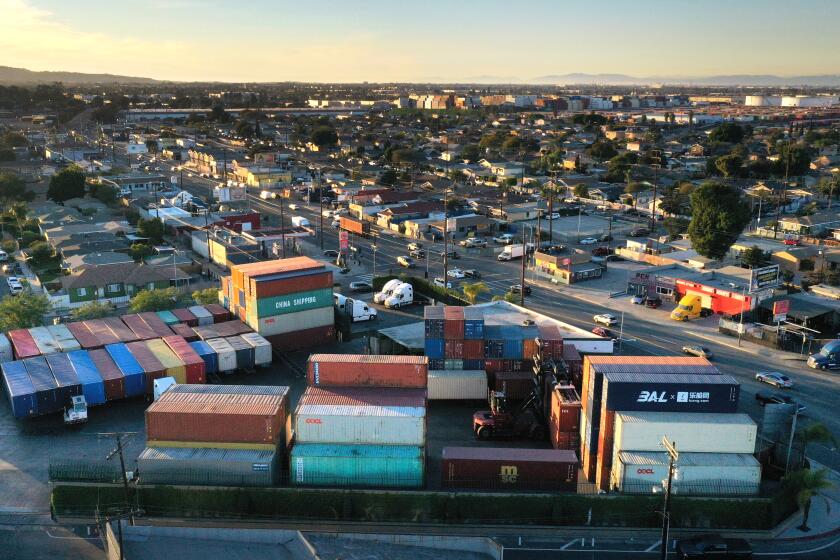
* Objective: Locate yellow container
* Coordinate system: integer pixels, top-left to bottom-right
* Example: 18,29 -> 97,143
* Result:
146,339 -> 187,383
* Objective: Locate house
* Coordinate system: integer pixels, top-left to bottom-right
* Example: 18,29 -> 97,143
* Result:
533,247 -> 603,285
62,251 -> 134,274
778,211 -> 840,236
55,262 -> 171,309
491,201 -> 545,222
229,160 -> 293,188
97,173 -> 168,197
772,246 -> 824,274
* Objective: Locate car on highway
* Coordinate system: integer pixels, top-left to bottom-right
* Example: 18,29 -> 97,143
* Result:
548,212 -> 561,220
447,268 -> 465,279
439,249 -> 459,259
397,256 -> 415,268
755,372 -> 794,388
682,345 -> 713,359
433,277 -> 454,289
493,233 -> 515,244
630,294 -> 645,305
509,284 -> 531,295
409,249 -> 426,259
676,534 -> 752,559
593,313 -> 618,326
755,390 -> 805,413
463,269 -> 481,279
349,281 -> 373,293
579,237 -> 598,245
459,237 -> 487,248
288,204 -> 299,210
407,242 -> 423,251
783,238 -> 801,246
331,219 -> 341,228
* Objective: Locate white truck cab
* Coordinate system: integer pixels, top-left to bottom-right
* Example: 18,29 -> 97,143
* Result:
384,283 -> 414,309
63,395 -> 88,424
374,278 -> 402,304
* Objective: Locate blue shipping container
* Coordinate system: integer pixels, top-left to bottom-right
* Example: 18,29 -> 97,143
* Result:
45,353 -> 82,405
67,350 -> 106,406
464,320 -> 485,340
24,357 -> 62,414
2,360 -> 37,418
483,325 -> 505,339
502,338 -> 524,360
291,443 -> 424,488
424,319 -> 444,339
225,336 -> 254,370
484,340 -> 504,359
463,359 -> 485,370
189,341 -> 218,375
105,343 -> 146,397
428,359 -> 445,370
424,338 -> 445,359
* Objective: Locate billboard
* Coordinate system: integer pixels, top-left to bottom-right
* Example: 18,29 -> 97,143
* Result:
750,265 -> 780,291
603,373 -> 740,413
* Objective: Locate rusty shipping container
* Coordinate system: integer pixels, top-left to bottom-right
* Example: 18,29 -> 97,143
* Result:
125,341 -> 167,394
550,385 -> 581,433
307,354 -> 428,389
139,312 -> 174,338
171,308 -> 198,327
85,319 -> 121,346
170,323 -> 199,342
203,303 -> 231,323
100,317 -> 138,343
247,270 -> 334,300
441,447 -> 578,492
263,324 -> 335,351
65,322 -> 102,350
121,314 -> 157,340
88,348 -> 125,401
462,339 -> 485,360
338,216 -> 369,236
444,340 -> 464,359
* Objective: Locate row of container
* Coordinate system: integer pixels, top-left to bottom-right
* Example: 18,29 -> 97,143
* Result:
424,306 -> 485,340
1,305 -> 231,361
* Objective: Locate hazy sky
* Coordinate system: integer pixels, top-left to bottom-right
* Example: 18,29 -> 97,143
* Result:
2,0 -> 839,82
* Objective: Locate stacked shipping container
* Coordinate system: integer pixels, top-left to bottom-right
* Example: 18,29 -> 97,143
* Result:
424,306 -> 487,399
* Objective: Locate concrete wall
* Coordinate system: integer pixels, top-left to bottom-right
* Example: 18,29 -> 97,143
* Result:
305,532 -> 502,560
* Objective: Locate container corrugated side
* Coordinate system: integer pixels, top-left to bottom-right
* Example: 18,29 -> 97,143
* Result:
441,447 -> 578,491
307,354 -> 428,389
613,412 -> 757,455
188,341 -> 218,374
84,319 -> 121,346
102,317 -> 139,343
263,325 -> 335,352
2,360 -> 37,417
602,372 -> 739,413
248,288 -> 333,321
248,306 -> 334,337
162,336 -> 206,384
138,446 -> 279,487
156,310 -> 180,326
0,333 -> 13,363
28,326 -> 60,355
239,333 -> 272,366
45,353 -> 82,403
248,269 -> 334,299
205,338 -> 236,372
46,324 -> 81,352
88,349 -> 125,401
8,329 -> 41,359
67,350 -> 106,405
139,312 -> 174,337
202,304 -> 230,323
104,343 -> 146,397
427,370 -> 487,400
121,314 -> 157,340
291,443 -> 424,488
125,341 -> 167,394
145,339 -> 187,384
23,356 -> 61,414
165,384 -> 289,397
225,336 -> 254,370
171,308 -> 198,327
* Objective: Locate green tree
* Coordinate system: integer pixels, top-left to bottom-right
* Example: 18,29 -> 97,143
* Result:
129,286 -> 180,313
574,184 -> 589,198
91,183 -> 119,205
209,105 -> 230,123
715,154 -> 743,178
47,166 -> 86,202
137,218 -> 165,244
797,423 -> 838,456
587,140 -> 618,161
144,139 -> 158,153
379,169 -> 398,186
128,243 -> 154,262
0,172 -> 33,203
492,291 -> 520,304
663,217 -> 689,239
687,182 -> 751,260
390,148 -> 425,165
71,300 -> 114,320
1,132 -> 28,147
462,281 -> 489,304
0,292 -> 51,331
741,245 -> 768,268
234,120 -> 254,138
310,126 -> 338,148
27,240 -> 53,264
461,144 -> 481,162
624,181 -> 645,211
192,287 -> 220,305
783,468 -> 834,532
709,122 -> 745,144
775,143 -> 813,176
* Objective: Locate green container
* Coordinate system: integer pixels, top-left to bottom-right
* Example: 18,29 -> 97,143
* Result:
253,288 -> 333,319
444,359 -> 463,370
156,310 -> 179,326
291,443 -> 424,488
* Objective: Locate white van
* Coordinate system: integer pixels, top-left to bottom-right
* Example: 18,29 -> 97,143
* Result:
0,250 -> 8,262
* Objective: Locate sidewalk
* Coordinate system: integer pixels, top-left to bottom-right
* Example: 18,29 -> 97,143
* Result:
771,460 -> 840,541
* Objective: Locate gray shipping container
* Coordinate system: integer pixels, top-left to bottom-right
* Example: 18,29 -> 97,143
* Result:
137,447 -> 279,487
165,384 -> 289,397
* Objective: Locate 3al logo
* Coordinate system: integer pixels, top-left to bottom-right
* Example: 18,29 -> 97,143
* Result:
500,465 -> 518,484
637,390 -> 668,403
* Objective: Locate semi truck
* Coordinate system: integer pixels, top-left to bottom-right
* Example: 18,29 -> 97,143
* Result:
670,294 -> 712,321
334,293 -> 378,322
374,278 -> 402,304
384,282 -> 414,309
808,339 -> 840,370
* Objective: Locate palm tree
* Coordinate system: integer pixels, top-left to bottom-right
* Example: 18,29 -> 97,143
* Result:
462,281 -> 489,304
492,291 -> 519,304
783,468 -> 834,531
798,423 -> 838,458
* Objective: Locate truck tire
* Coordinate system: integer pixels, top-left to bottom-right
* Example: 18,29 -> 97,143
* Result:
476,426 -> 493,440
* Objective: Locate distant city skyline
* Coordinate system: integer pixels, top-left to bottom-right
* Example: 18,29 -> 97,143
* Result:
2,0 -> 840,83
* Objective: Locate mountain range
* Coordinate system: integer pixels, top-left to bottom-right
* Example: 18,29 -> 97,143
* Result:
0,65 -> 160,85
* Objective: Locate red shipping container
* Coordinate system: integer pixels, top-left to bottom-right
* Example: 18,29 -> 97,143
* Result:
484,359 -> 504,374
506,359 -> 531,372
139,312 -> 174,337
443,319 -> 465,340
171,308 -> 198,327
248,270 -> 334,299
307,354 -> 428,389
85,319 -> 121,346
553,431 -> 581,450
299,386 -> 427,408
236,305 -> 246,322
441,447 -> 578,492
203,303 -> 231,323
444,339 -> 464,359
232,257 -> 323,293
146,392 -> 288,445
162,336 -> 206,384
523,339 -> 538,360
126,340 -> 167,394
550,385 -> 581,432
121,314 -> 157,340
170,323 -> 199,342
8,329 -> 40,359
66,322 -> 102,349
462,339 -> 485,360
442,306 -> 465,320
493,371 -> 534,400
263,325 -> 335,351
595,408 -> 616,492
102,317 -> 139,343
88,348 -> 125,401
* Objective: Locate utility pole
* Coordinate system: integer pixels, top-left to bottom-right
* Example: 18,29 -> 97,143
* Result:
443,186 -> 449,289
372,232 -> 378,277
317,167 -> 324,250
774,140 -> 792,240
660,437 -> 679,560
649,152 -> 661,232
279,198 -> 286,258
785,408 -> 801,474
520,225 -> 528,307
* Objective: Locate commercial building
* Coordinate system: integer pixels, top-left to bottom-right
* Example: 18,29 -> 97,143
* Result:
533,247 -> 603,285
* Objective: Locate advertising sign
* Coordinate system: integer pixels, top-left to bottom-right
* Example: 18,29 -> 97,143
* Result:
750,265 -> 780,292
339,230 -> 349,250
773,299 -> 790,323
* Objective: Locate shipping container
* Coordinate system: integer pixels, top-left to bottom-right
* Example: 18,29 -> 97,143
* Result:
8,329 -> 41,359
462,339 -> 485,360
443,309 -> 465,340
23,356 -> 61,414
484,359 -> 504,374
192,320 -> 253,340
602,373 -> 739,413
294,386 -> 427,446
424,338 -> 444,359
444,339 -> 464,359
463,359 -> 484,370
225,336 -> 254,370
424,305 -> 445,338
427,370 -> 487,400
338,216 -> 369,236
45,353 -> 82,405
443,359 -> 463,370
170,323 -> 199,342
188,341 -> 218,375
102,317 -> 139,343
502,338 -> 523,360
66,321 -> 102,349
494,371 -> 535,400
536,324 -> 564,359
247,287 -> 333,321
44,325 -> 80,353
205,338 -> 237,373
202,304 -> 230,323
125,341 -> 167,394
463,306 -> 485,340
2,360 -> 37,417
156,310 -> 180,326
428,359 -> 445,370
188,305 -> 215,326
523,339 -> 538,360
146,391 -> 289,446
553,431 -> 581,451
67,350 -> 106,406
138,446 -> 280,487
291,443 -> 424,488
262,324 -> 335,352
613,412 -> 757,455
613,451 -> 761,496
171,308 -> 198,327
121,314 -> 157,340
0,333 -> 13,363
165,384 -> 289,397
239,333 -> 272,367
85,319 -> 121,346
146,339 -> 187,384
247,270 -> 334,300
248,306 -> 334,337
29,326 -> 60,355
550,385 -> 581,434
441,447 -> 578,492
105,343 -> 146,397
162,336 -> 206,384
88,349 -> 125,401
233,257 -> 325,295
139,312 -> 174,337
307,354 -> 428,389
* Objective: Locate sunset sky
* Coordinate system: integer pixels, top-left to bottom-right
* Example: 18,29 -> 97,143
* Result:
2,0 -> 838,82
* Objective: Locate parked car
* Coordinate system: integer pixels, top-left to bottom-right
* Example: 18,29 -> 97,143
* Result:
593,313 -> 618,326
433,277 -> 453,289
755,390 -> 806,413
463,269 -> 481,279
331,219 -> 341,228
644,297 -> 662,308
682,345 -> 713,359
630,295 -> 645,305
460,238 -> 487,248
591,327 -> 617,340
397,256 -> 415,268
349,281 -> 373,293
323,250 -> 339,258
755,372 -> 793,388
579,237 -> 598,245
409,249 -> 426,259
548,212 -> 561,220
509,284 -> 531,295
447,268 -> 465,279
439,250 -> 459,260
630,227 -> 649,237
493,234 -> 515,244
676,534 -> 752,559
408,242 -> 423,251
783,238 -> 801,246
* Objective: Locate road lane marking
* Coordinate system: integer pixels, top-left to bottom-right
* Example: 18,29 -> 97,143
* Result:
753,534 -> 840,556
560,539 -> 578,550
645,540 -> 661,552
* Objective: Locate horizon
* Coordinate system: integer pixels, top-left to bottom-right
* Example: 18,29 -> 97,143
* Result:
2,0 -> 840,83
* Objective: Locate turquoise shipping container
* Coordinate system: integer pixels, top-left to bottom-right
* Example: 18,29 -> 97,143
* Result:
252,288 -> 333,319
156,310 -> 180,326
291,444 -> 424,488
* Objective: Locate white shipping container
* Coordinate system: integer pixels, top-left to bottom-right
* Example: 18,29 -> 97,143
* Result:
47,324 -> 81,352
612,451 -> 761,495
0,333 -> 13,363
188,305 -> 215,326
250,306 -> 333,337
613,412 -> 757,459
28,326 -> 60,355
427,370 -> 487,400
205,338 -> 237,372
239,333 -> 272,366
294,403 -> 426,446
